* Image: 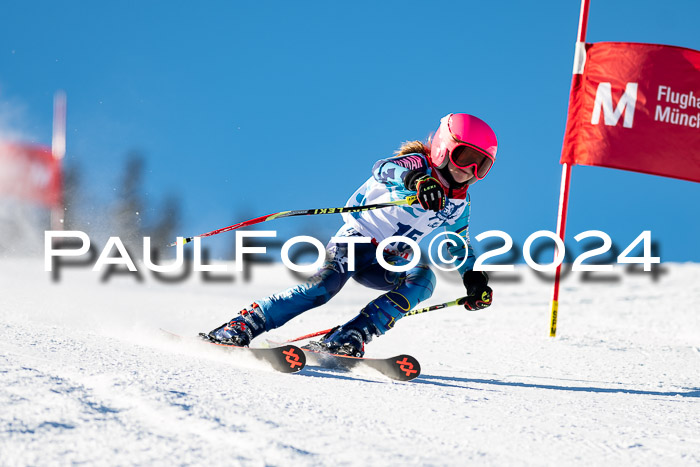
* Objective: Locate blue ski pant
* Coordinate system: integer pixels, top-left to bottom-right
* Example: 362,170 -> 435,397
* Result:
256,225 -> 436,335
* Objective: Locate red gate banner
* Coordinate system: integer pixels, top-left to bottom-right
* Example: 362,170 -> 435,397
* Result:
561,42 -> 700,183
0,142 -> 62,207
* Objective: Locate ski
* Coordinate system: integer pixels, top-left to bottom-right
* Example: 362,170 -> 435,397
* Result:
159,329 -> 306,373
301,348 -> 420,382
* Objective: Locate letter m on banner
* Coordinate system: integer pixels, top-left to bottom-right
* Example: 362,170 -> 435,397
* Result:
591,82 -> 638,128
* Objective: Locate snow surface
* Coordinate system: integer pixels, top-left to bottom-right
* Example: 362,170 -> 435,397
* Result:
1,258 -> 699,466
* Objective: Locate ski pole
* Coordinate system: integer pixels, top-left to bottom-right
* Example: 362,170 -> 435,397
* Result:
403,296 -> 467,316
168,195 -> 418,247
285,296 -> 468,343
285,328 -> 333,343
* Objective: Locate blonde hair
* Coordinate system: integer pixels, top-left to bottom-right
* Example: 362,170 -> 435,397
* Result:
394,140 -> 430,157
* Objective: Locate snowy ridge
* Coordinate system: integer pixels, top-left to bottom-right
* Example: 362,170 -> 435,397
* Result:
1,259 -> 699,465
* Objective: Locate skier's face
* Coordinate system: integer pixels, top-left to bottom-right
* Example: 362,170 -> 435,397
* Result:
447,162 -> 476,184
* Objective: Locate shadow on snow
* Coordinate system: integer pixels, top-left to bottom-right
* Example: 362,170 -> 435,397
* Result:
415,374 -> 700,398
295,366 -> 700,398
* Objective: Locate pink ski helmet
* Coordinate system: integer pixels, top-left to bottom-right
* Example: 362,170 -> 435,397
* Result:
429,113 -> 498,180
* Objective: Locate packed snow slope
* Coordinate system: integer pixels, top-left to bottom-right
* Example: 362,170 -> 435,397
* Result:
1,258 -> 699,466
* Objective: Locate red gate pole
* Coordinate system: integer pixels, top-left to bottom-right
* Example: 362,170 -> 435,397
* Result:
51,91 -> 66,231
550,0 -> 591,337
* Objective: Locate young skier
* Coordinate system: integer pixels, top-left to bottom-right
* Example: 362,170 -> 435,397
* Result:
207,113 -> 496,357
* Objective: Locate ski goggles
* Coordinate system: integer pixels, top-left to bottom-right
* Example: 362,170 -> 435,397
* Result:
449,144 -> 495,180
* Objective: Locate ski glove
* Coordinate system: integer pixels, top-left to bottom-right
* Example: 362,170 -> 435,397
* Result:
403,170 -> 446,212
461,270 -> 493,310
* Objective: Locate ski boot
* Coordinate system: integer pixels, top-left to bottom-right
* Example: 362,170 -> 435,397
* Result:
305,309 -> 378,357
206,303 -> 267,347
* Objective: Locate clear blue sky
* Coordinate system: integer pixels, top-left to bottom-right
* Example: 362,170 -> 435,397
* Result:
2,0 -> 699,262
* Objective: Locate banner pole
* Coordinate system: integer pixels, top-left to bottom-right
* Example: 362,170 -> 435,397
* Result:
550,0 -> 590,337
51,91 -> 66,231
550,163 -> 572,336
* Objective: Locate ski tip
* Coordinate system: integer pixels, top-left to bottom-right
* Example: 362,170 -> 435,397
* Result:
275,344 -> 306,373
393,354 -> 421,381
